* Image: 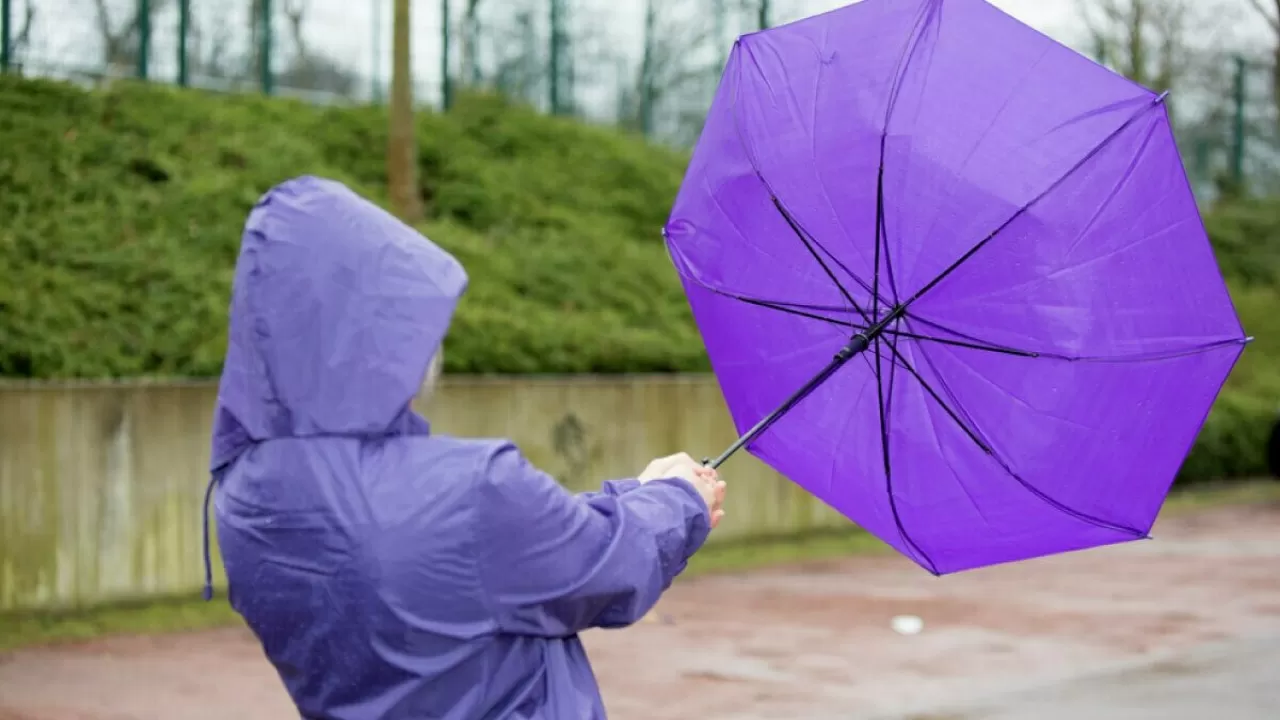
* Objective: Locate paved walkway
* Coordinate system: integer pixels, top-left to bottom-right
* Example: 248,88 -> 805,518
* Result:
2,502 -> 1278,719
918,635 -> 1280,720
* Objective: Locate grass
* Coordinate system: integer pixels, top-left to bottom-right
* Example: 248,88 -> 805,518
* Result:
0,76 -> 703,378
1160,477 -> 1280,511
687,526 -> 891,576
0,528 -> 887,653
2,480 -> 1274,653
0,592 -> 240,652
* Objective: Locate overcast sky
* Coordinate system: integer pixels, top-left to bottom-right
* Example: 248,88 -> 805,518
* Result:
22,0 -> 1088,93
19,0 -> 1269,114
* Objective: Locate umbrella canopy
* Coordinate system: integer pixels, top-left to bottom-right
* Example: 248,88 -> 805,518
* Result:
664,0 -> 1250,574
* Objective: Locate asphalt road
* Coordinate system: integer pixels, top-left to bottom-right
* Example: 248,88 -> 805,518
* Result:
2,502 -> 1278,719
877,634 -> 1280,719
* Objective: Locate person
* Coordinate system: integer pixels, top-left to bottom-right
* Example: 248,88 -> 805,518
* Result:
201,175 -> 727,719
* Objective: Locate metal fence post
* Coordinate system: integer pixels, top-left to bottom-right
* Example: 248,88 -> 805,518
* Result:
1231,54 -> 1246,189
548,0 -> 561,114
1,0 -> 12,73
441,0 -> 452,110
260,0 -> 273,94
177,0 -> 190,86
713,0 -> 727,68
639,0 -> 654,136
137,0 -> 151,79
372,0 -> 383,102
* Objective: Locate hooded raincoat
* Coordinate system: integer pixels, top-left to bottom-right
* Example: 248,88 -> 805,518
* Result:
205,176 -> 712,719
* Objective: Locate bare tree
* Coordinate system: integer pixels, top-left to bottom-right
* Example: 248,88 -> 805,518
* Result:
1078,0 -> 1255,196
754,0 -> 770,30
490,4 -> 542,106
388,0 -> 424,222
476,0 -> 718,135
1080,0 -> 1186,91
1079,0 -> 1242,123
1245,0 -> 1280,124
626,0 -> 719,141
6,1 -> 36,73
562,2 -> 632,121
275,0 -> 360,97
459,0 -> 484,86
282,0 -> 309,58
90,0 -> 171,77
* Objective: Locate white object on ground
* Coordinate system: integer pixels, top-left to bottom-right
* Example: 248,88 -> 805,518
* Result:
891,614 -> 924,635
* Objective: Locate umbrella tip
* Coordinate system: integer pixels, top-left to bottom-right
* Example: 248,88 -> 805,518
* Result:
1245,336 -> 1256,345
1155,90 -> 1170,104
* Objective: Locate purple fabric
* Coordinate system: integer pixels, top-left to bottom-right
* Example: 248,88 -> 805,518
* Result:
210,177 -> 711,719
665,0 -> 1247,574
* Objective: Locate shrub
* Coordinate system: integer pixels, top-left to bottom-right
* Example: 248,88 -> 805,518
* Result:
1203,197 -> 1280,288
1179,390 -> 1276,483
0,76 -> 1276,482
0,77 -> 701,378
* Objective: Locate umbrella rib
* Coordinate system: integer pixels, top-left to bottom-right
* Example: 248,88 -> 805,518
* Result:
908,314 -> 1024,349
1035,337 -> 1250,364
884,333 -> 1147,544
670,276 -> 877,373
900,92 -> 1169,311
872,166 -> 886,322
907,340 -> 1148,538
670,257 -> 869,329
893,329 -> 1038,357
879,334 -> 994,456
906,315 -> 1249,364
728,295 -> 896,375
721,292 -> 1041,358
875,166 -> 902,306
872,0 -> 941,307
732,294 -> 861,328
881,330 -> 1138,572
874,331 -> 940,575
725,43 -> 892,320
900,313 -> 1045,357
770,196 -> 873,324
770,192 -> 896,313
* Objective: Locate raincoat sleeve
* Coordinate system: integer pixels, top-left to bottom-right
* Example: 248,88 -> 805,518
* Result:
577,478 -> 641,501
475,442 -> 711,636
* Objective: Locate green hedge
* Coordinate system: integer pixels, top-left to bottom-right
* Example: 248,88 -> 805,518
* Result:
1180,391 -> 1275,481
1202,198 -> 1280,287
0,76 -> 1276,483
0,76 -> 703,378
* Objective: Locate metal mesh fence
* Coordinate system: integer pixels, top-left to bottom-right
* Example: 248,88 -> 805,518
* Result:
1167,52 -> 1280,203
2,0 -> 1278,200
0,0 -> 844,111
1,0 -> 411,102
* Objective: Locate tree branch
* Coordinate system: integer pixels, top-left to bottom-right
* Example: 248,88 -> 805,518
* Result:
1245,0 -> 1280,33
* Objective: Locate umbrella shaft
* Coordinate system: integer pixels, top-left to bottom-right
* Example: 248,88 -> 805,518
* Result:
706,333 -> 872,470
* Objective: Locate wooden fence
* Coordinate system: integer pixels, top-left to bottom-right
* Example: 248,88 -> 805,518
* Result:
0,376 -> 849,611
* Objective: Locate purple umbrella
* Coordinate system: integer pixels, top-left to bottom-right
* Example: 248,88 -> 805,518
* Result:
664,0 -> 1250,574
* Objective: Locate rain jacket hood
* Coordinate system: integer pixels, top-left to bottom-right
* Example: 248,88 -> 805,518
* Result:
206,177 -> 711,720
210,175 -> 466,471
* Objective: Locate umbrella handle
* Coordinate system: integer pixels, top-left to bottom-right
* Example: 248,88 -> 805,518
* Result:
703,333 -> 872,470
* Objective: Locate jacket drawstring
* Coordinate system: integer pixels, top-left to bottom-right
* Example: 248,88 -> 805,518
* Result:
201,475 -> 217,601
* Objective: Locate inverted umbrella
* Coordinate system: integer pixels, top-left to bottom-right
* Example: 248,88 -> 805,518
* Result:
664,0 -> 1250,574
